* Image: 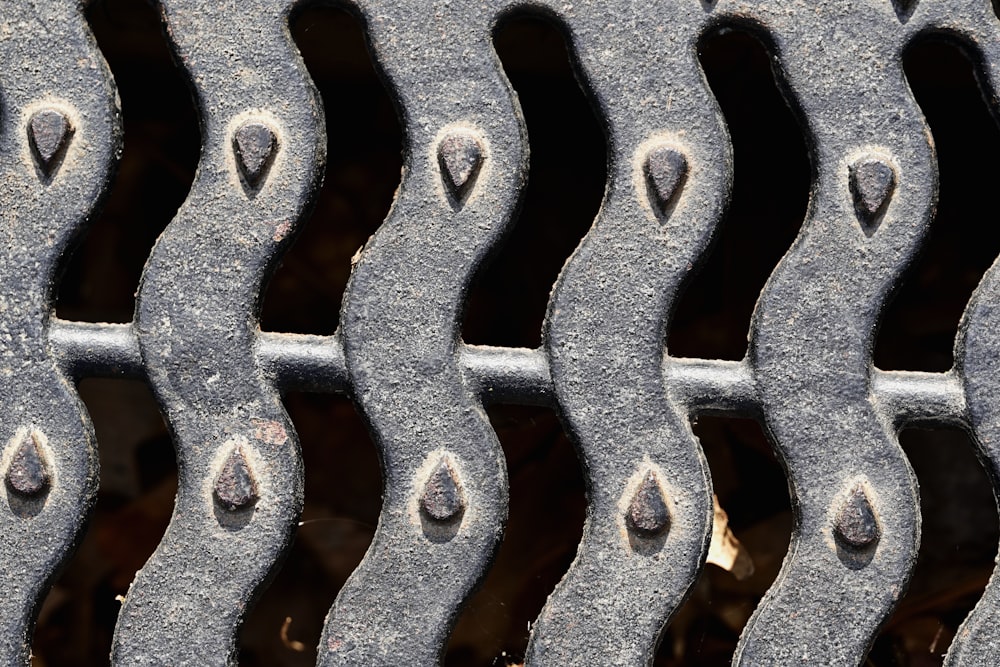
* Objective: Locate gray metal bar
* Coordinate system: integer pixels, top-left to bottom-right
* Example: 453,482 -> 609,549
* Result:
109,0 -> 324,661
48,320 -> 141,379
872,370 -> 968,428
48,320 -> 969,426
0,2 -> 120,661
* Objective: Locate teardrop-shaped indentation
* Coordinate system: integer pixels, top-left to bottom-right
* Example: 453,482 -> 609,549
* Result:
849,156 -> 896,231
213,445 -> 259,511
234,120 -> 278,189
437,130 -> 483,202
643,144 -> 688,217
419,456 -> 465,522
833,482 -> 880,549
626,470 -> 670,537
28,108 -> 72,176
6,431 -> 50,497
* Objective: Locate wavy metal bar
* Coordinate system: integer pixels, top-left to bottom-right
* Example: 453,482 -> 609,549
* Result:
17,3 -> 1000,660
731,0 -> 935,661
110,1 -> 324,663
318,1 -> 527,663
914,2 -> 1000,663
0,2 -> 120,663
525,2 -> 729,663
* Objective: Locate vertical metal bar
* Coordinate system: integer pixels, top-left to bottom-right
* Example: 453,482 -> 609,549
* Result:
526,2 -> 729,663
110,1 -> 324,663
318,1 -> 528,663
0,3 -> 120,664
733,0 -> 935,661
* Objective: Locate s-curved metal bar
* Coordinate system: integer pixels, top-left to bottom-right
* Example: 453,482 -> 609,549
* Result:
0,2 -> 120,663
527,2 -> 728,663
732,0 -> 934,661
319,1 -> 527,664
111,1 -> 324,663
917,2 -> 1000,663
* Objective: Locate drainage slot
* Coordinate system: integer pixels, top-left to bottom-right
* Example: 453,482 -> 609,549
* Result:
461,15 -> 606,348
260,6 -> 401,335
668,30 -> 808,361
870,428 -> 997,664
240,394 -> 380,665
445,406 -> 584,666
33,379 -> 172,665
657,415 -> 791,664
57,0 -> 199,323
874,39 -> 1000,372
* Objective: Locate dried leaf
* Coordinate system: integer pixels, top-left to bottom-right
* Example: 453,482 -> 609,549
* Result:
707,495 -> 755,581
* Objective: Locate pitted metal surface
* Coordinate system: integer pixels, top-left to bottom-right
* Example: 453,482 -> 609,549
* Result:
527,3 -> 727,663
109,1 -> 323,664
320,2 -> 525,663
734,1 -> 934,661
0,2 -> 120,663
4,0 -> 1000,664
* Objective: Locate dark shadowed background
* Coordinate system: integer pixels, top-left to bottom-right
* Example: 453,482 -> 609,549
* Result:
37,1 -> 1000,664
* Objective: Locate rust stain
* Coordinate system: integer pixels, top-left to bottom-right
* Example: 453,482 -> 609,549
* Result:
272,220 -> 292,242
252,418 -> 288,445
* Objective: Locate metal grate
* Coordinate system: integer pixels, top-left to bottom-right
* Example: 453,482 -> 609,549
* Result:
5,0 -> 1000,664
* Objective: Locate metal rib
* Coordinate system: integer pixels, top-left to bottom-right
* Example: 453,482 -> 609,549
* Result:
317,1 -> 526,663
0,3 -> 120,663
732,0 -> 934,661
110,0 -> 324,663
47,321 -> 968,425
525,2 -> 727,662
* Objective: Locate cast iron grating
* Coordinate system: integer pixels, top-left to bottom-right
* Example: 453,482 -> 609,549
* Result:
5,0 -> 1000,665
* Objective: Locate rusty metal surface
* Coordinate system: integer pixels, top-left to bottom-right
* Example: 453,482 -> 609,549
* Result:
3,0 -> 1000,665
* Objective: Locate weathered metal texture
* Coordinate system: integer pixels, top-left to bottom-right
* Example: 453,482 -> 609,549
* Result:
7,0 -> 1000,665
930,5 -> 1000,665
0,2 -> 120,664
732,1 -> 934,662
110,0 -> 324,664
319,2 -> 526,663
527,2 -> 727,664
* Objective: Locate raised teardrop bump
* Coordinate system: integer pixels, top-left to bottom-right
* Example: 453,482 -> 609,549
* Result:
419,456 -> 465,522
213,444 -> 259,511
28,108 -> 72,176
234,120 -> 278,189
437,130 -> 483,202
625,470 -> 671,538
6,431 -> 50,497
643,144 -> 688,217
849,155 -> 896,231
833,481 -> 880,550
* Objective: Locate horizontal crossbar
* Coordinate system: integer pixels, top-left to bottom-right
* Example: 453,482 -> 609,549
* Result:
49,319 -> 967,427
